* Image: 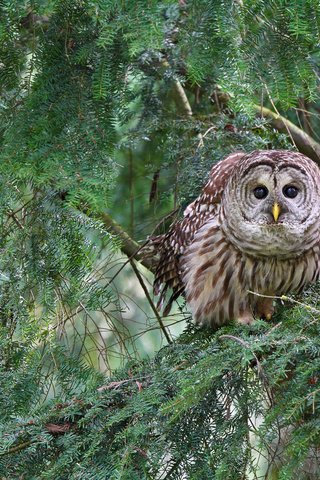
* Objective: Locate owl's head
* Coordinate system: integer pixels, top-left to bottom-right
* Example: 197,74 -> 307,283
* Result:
221,150 -> 320,257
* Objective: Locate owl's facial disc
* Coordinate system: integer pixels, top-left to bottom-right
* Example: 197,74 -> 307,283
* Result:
222,159 -> 320,257
241,164 -> 311,226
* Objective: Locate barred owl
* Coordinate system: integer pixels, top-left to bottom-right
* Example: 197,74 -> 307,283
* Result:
153,150 -> 320,327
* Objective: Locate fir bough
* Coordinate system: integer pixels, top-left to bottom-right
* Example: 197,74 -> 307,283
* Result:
1,297 -> 320,479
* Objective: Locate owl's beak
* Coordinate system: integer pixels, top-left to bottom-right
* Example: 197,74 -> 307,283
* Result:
272,202 -> 281,222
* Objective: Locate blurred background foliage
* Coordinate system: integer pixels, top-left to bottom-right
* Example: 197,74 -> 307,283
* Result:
0,0 -> 320,477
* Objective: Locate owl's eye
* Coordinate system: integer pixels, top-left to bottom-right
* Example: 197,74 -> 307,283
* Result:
283,185 -> 299,199
253,185 -> 269,199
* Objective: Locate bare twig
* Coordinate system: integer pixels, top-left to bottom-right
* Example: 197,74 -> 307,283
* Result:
130,259 -> 172,344
247,290 -> 320,315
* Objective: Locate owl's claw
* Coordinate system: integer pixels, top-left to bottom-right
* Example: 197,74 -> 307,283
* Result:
237,312 -> 255,325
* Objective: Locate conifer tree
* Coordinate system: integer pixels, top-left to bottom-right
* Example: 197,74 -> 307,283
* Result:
0,1 -> 320,478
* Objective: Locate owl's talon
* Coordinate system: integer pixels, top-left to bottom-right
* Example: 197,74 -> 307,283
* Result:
237,313 -> 255,326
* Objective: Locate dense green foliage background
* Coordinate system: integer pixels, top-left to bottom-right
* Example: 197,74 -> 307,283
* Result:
0,0 -> 320,478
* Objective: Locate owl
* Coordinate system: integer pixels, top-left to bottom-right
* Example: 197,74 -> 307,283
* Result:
153,150 -> 320,327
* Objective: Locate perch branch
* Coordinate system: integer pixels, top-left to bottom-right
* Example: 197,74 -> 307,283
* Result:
247,290 -> 320,315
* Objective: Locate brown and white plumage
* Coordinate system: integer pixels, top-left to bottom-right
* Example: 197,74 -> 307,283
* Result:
153,150 -> 320,326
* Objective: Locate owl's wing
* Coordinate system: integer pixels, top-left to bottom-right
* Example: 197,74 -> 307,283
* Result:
153,152 -> 245,315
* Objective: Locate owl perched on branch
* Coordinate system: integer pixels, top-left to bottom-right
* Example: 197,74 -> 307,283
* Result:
152,150 -> 320,327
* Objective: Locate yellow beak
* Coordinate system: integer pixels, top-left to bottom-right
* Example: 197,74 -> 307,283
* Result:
272,202 -> 281,222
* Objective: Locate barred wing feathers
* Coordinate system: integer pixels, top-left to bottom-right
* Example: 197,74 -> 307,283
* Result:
153,152 -> 245,315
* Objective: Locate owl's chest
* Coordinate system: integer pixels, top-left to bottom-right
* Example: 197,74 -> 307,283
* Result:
181,217 -> 320,326
182,219 -> 320,305
244,254 -> 317,295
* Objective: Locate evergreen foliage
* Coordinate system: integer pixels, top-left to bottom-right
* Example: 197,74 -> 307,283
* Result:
0,0 -> 320,478
1,300 -> 320,478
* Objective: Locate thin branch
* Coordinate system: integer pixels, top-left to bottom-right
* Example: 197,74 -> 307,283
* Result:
130,259 -> 172,344
247,290 -> 320,315
93,207 -> 179,282
0,440 -> 32,456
